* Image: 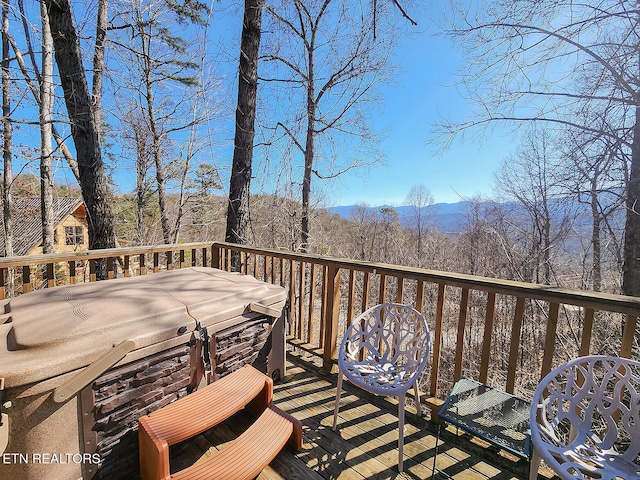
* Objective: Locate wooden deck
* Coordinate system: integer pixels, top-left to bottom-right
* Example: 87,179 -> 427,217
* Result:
166,350 -> 557,480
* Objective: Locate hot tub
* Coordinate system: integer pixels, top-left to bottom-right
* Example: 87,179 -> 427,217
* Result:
0,267 -> 286,479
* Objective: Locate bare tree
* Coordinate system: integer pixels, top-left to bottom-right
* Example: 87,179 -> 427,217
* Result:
441,0 -> 640,295
43,0 -> 116,262
494,128 -> 573,285
111,0 -> 211,244
262,0 -> 393,252
405,183 -> 434,262
40,1 -> 54,254
6,0 -> 80,182
561,129 -> 627,292
226,0 -> 264,266
2,0 -> 13,260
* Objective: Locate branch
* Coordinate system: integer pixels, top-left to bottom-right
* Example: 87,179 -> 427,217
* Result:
276,122 -> 305,154
438,115 -> 633,150
463,21 -> 637,99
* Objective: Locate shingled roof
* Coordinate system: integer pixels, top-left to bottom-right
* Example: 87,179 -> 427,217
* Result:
0,197 -> 84,257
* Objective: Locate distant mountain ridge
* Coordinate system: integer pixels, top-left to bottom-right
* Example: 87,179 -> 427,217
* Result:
329,197 -> 613,235
328,201 -> 475,233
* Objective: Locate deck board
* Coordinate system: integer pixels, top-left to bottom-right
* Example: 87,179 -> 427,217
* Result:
165,351 -> 556,480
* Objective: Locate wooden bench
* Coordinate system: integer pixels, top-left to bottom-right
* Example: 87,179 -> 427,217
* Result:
138,365 -> 302,480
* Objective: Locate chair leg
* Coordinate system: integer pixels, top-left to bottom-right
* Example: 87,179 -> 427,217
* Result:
398,393 -> 406,473
332,370 -> 344,431
414,380 -> 421,417
529,450 -> 541,480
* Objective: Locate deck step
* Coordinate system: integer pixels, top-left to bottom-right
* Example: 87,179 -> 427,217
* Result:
139,365 -> 283,480
171,404 -> 302,480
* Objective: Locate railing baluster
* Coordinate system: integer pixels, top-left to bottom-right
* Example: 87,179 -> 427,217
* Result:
107,257 -> 115,279
579,308 -> 595,358
347,269 -> 356,327
621,315 -> 637,359
541,302 -> 560,379
123,256 -> 130,278
307,263 -> 317,344
322,264 -> 340,374
166,251 -> 173,271
415,279 -> 424,313
288,259 -> 295,336
361,271 -> 370,311
454,288 -> 470,382
320,265 -> 328,349
271,256 -> 276,283
22,265 -> 31,293
298,262 -> 306,340
379,273 -> 387,303
279,257 -> 285,286
191,248 -> 197,267
69,261 -> 76,284
506,296 -> 526,394
479,291 -> 497,384
153,252 -> 160,273
266,255 -> 272,283
89,259 -> 96,282
46,263 -> 55,288
139,254 -> 146,275
0,267 -> 5,300
430,283 -> 446,397
179,249 -> 185,269
396,276 -> 404,303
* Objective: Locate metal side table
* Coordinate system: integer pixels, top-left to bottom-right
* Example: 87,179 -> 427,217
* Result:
431,378 -> 532,479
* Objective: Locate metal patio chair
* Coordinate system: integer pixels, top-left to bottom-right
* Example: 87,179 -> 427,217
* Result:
530,355 -> 640,480
332,303 -> 431,472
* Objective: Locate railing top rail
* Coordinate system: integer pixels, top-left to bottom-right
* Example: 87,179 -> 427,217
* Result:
214,242 -> 640,316
0,242 -> 213,269
1,240 -> 638,316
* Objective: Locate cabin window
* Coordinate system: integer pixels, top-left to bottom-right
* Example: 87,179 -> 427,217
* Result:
65,226 -> 84,246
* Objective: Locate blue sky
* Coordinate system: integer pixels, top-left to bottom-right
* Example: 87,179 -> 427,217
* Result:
27,1 -> 519,208
316,8 -> 519,207
165,1 -> 521,210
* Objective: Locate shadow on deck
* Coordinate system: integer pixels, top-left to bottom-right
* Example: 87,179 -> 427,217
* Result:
169,350 -> 556,480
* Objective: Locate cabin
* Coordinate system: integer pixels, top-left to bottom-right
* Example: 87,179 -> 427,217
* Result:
0,197 -> 88,256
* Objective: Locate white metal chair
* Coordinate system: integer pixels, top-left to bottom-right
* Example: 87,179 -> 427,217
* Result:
332,303 -> 431,472
530,355 -> 640,480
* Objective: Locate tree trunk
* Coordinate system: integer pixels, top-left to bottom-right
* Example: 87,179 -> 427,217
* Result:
300,36 -> 316,253
40,1 -> 54,255
301,105 -> 315,253
44,0 -> 116,266
140,28 -> 172,244
135,129 -> 147,245
2,0 -> 13,260
92,0 -> 107,125
226,0 -> 264,267
590,179 -> 602,292
623,105 -> 640,297
2,0 -> 13,295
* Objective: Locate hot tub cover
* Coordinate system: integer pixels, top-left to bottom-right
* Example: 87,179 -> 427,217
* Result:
0,267 -> 286,387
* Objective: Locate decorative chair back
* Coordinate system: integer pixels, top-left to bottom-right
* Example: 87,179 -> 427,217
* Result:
530,355 -> 640,480
339,303 -> 430,395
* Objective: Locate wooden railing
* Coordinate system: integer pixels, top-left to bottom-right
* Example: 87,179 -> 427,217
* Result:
0,243 -> 215,296
1,241 -> 639,404
211,242 -> 640,401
